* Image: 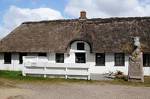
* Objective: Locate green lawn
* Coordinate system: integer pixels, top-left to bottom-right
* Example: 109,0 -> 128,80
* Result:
0,70 -> 150,87
0,70 -> 94,83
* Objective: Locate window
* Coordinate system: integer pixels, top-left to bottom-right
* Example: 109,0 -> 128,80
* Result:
56,53 -> 64,63
38,53 -> 47,56
114,53 -> 125,66
19,53 -> 27,64
143,54 -> 150,67
96,53 -> 105,66
75,53 -> 86,63
77,42 -> 84,50
4,53 -> 11,64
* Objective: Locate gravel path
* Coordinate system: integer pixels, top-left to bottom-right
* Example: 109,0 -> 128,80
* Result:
0,82 -> 150,99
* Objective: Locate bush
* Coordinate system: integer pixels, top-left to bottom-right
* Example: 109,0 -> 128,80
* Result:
115,71 -> 126,79
115,71 -> 123,75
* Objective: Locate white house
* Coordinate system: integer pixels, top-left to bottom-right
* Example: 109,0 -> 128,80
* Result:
0,11 -> 150,80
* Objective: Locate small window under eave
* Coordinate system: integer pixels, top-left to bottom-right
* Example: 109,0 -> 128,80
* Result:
56,53 -> 64,63
19,53 -> 27,64
143,53 -> 150,67
114,53 -> 125,66
38,53 -> 47,56
4,53 -> 11,64
95,53 -> 105,66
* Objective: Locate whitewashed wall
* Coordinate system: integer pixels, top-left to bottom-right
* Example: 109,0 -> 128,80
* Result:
143,67 -> 150,75
0,41 -> 150,76
64,41 -> 129,75
90,53 -> 129,75
0,53 -> 41,71
47,53 -> 56,63
0,53 -> 23,70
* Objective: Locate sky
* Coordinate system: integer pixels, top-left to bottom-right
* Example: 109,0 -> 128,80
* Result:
0,0 -> 150,38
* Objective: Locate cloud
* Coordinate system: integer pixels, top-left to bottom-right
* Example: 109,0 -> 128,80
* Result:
65,0 -> 150,18
0,5 -> 63,38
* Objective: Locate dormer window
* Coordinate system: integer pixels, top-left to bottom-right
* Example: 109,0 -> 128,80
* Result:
77,42 -> 84,50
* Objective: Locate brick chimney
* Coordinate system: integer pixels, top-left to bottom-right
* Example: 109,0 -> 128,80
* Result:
79,11 -> 87,19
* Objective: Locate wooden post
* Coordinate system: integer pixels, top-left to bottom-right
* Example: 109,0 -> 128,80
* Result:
22,62 -> 26,76
44,66 -> 47,78
65,67 -> 68,79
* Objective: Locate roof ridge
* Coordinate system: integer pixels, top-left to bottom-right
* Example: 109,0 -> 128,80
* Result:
22,19 -> 79,24
22,16 -> 150,24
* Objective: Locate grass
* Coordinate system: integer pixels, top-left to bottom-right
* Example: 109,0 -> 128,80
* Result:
0,70 -> 150,87
0,70 -> 94,84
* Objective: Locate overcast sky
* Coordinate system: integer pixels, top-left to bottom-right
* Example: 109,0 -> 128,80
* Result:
0,0 -> 150,38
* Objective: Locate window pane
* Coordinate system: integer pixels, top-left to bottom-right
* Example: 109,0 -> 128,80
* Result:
4,53 -> 11,64
75,53 -> 86,63
38,53 -> 47,56
143,54 -> 150,67
115,53 -> 125,66
96,53 -> 105,66
56,53 -> 64,63
19,53 -> 27,64
77,43 -> 84,50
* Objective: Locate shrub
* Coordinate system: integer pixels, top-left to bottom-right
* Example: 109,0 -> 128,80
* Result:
115,71 -> 126,79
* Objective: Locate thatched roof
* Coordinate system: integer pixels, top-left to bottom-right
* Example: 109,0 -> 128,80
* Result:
0,17 -> 150,53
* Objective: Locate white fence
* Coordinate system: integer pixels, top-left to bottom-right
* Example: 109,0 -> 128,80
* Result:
22,56 -> 90,80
